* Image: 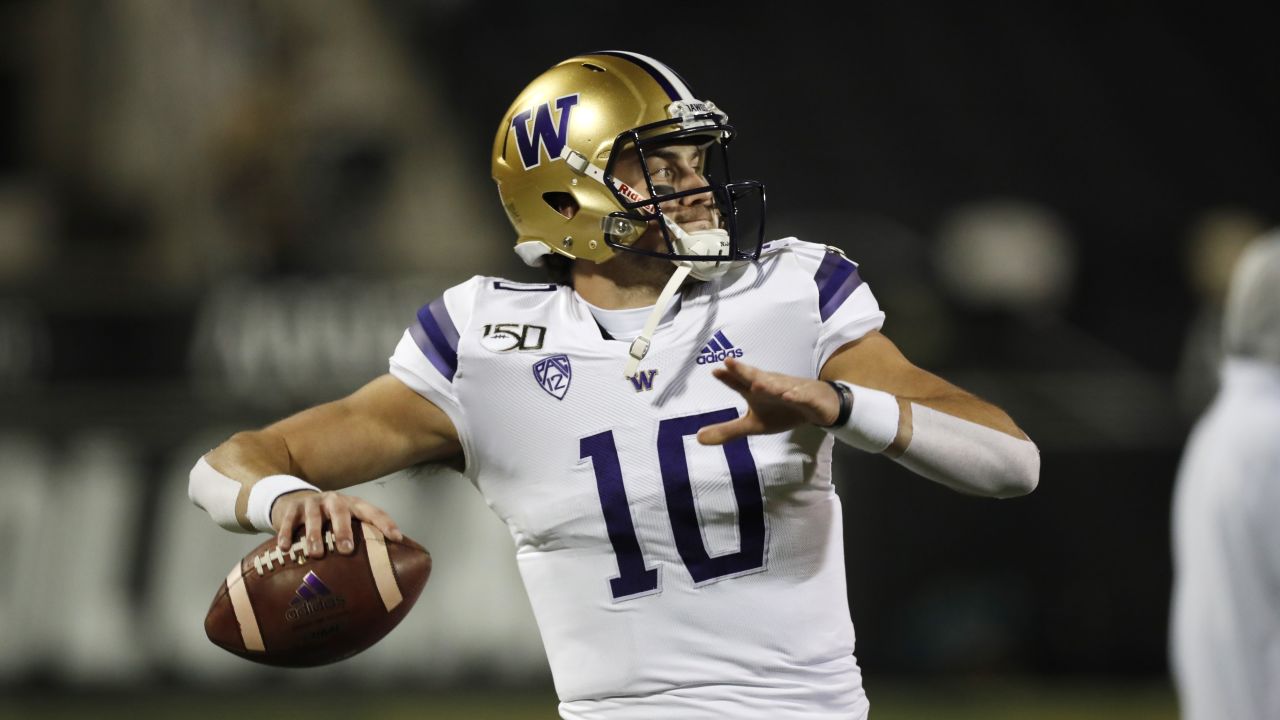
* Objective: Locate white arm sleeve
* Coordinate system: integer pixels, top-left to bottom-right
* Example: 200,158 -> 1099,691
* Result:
188,457 -> 253,533
827,383 -> 1039,498
894,404 -> 1040,499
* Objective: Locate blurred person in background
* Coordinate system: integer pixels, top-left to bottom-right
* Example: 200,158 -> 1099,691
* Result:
1174,208 -> 1268,422
188,51 -> 1039,719
1171,230 -> 1280,720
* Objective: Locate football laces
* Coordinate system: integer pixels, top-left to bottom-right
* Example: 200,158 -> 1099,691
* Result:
252,531 -> 338,576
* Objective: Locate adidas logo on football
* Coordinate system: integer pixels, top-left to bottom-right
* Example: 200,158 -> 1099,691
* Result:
285,571 -> 344,622
696,330 -> 744,365
291,571 -> 332,605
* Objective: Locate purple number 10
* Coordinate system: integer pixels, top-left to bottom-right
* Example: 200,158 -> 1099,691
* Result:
579,408 -> 767,601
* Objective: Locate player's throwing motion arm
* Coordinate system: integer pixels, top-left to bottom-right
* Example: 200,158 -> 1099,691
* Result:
187,375 -> 463,555
697,331 -> 1039,498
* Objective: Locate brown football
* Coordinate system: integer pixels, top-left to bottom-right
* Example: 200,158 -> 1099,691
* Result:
204,520 -> 431,667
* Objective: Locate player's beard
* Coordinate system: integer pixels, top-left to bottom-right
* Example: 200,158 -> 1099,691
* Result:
603,219 -> 714,297
607,241 -> 686,290
575,205 -> 718,304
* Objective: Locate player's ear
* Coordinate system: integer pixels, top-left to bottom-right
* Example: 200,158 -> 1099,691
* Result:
543,192 -> 579,220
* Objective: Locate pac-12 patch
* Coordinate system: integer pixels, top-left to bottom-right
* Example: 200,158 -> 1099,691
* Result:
533,354 -> 572,400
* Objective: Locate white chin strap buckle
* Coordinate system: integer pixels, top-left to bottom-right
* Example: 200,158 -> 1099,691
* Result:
627,336 -> 651,364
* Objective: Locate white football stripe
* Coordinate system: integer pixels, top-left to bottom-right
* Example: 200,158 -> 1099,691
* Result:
225,561 -> 265,652
606,50 -> 694,100
362,524 -> 403,612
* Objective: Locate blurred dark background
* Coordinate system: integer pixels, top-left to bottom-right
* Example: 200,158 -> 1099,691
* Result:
2,0 -> 1277,714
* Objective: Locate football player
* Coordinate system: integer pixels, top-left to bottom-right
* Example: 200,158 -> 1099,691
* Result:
190,51 -> 1039,719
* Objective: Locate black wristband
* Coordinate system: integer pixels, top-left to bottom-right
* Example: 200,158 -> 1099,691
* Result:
823,380 -> 853,428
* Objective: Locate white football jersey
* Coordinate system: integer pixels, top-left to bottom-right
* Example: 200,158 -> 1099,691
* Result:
389,238 -> 884,719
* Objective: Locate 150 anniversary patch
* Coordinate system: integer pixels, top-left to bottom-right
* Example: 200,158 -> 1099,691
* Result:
481,323 -> 547,353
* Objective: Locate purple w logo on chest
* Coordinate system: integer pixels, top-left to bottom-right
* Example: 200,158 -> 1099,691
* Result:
627,369 -> 659,392
532,354 -> 572,400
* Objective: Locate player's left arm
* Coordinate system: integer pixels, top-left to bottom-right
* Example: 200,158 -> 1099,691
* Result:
821,330 -> 1026,437
698,330 -> 1039,498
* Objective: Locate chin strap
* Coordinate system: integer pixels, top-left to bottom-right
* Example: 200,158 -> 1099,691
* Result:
624,263 -> 691,377
622,217 -> 736,377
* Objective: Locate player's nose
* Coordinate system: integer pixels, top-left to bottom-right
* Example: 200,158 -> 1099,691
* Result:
679,170 -> 711,194
678,176 -> 713,206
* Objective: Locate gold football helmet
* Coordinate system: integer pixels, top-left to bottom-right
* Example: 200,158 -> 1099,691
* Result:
491,51 -> 766,269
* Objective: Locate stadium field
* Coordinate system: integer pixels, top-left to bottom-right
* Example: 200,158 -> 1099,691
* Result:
0,678 -> 1178,719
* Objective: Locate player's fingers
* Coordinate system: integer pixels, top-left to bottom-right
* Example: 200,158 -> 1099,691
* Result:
325,495 -> 356,555
749,374 -> 793,399
697,415 -> 760,445
304,495 -> 326,558
275,501 -> 300,551
723,358 -> 793,399
353,501 -> 404,542
711,366 -> 753,395
723,361 -> 805,406
721,357 -> 759,382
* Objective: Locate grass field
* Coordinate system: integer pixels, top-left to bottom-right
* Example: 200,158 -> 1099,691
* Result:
0,678 -> 1178,719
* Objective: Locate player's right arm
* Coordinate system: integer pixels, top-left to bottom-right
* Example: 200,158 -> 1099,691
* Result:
191,373 -> 462,557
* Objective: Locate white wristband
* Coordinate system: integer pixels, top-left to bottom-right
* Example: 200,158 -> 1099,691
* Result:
828,381 -> 900,453
246,475 -> 321,534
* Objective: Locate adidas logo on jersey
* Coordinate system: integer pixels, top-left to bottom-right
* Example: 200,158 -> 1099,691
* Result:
695,330 -> 744,365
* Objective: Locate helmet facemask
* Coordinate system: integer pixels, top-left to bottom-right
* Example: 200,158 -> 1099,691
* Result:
600,112 -> 766,280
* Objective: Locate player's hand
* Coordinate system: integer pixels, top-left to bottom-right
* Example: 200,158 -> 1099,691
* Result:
698,357 -> 840,445
269,490 -> 404,558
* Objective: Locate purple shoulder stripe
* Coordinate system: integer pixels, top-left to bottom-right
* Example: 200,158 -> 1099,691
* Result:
410,296 -> 460,381
813,251 -> 864,322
